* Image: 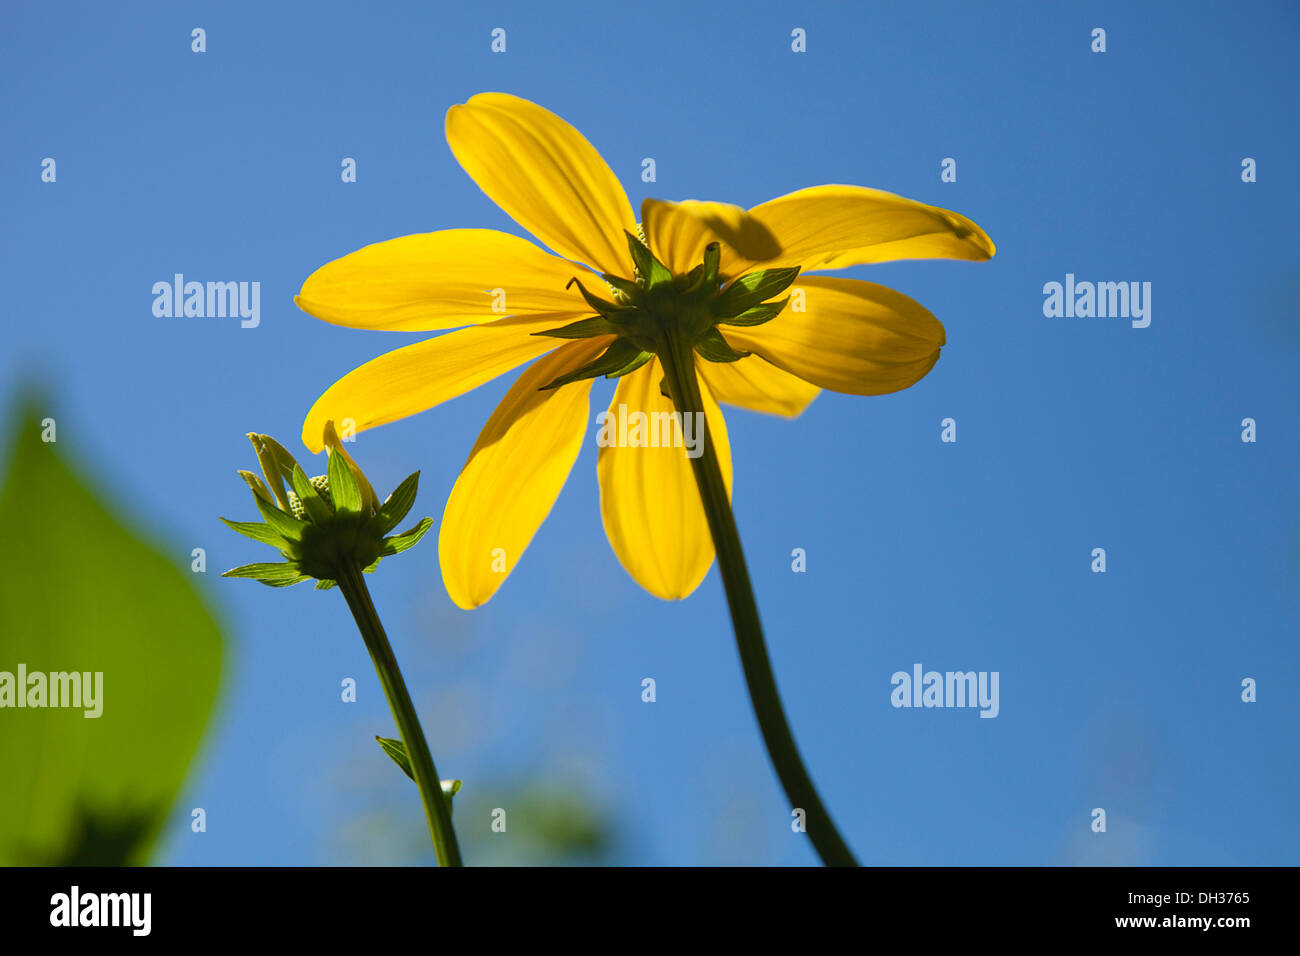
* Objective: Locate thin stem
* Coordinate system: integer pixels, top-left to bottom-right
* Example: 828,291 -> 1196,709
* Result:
335,562 -> 463,867
657,327 -> 859,867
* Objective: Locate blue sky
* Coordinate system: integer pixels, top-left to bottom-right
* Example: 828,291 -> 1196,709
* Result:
2,0 -> 1297,865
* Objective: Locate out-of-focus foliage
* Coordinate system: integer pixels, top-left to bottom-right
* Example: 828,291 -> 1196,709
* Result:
333,771 -> 617,866
0,398 -> 224,864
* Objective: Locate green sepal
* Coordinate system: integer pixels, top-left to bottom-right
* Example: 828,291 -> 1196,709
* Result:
693,327 -> 748,363
379,516 -> 434,556
221,562 -> 311,587
600,273 -> 642,301
327,446 -> 362,516
539,338 -> 650,390
712,266 -> 800,318
314,578 -> 337,590
564,277 -> 631,319
604,348 -> 653,379
289,464 -> 333,524
375,472 -> 419,535
218,517 -> 285,548
375,737 -> 463,804
237,470 -> 276,507
258,435 -> 301,481
719,295 -> 789,327
249,434 -> 300,511
625,231 -> 673,288
248,439 -> 288,510
254,495 -> 306,542
681,242 -> 722,296
677,263 -> 707,294
702,242 -> 721,286
532,315 -> 624,340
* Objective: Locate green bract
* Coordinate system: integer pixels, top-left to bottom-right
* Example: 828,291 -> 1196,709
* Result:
532,234 -> 800,390
221,432 -> 432,588
374,736 -> 462,804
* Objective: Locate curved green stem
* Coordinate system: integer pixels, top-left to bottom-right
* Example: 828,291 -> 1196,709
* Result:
336,563 -> 463,867
657,327 -> 859,867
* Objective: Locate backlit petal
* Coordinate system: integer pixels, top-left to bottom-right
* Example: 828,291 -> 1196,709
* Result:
721,276 -> 945,396
295,229 -> 585,331
735,185 -> 995,274
446,93 -> 637,276
697,355 -> 820,418
301,316 -> 582,452
641,198 -> 781,275
644,185 -> 994,278
597,358 -> 732,600
439,338 -> 610,609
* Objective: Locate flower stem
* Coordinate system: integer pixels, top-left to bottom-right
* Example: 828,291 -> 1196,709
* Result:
657,328 -> 859,867
335,562 -> 463,866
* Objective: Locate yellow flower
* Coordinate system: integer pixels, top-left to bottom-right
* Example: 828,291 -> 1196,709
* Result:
295,93 -> 994,609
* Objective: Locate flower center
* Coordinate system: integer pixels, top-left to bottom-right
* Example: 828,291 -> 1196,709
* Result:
533,229 -> 799,391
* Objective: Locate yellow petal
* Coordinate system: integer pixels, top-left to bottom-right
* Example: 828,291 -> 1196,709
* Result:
721,276 -> 945,396
446,93 -> 637,276
644,185 -> 994,278
641,198 -> 780,275
597,358 -> 732,600
738,185 -> 995,274
439,338 -> 610,609
697,355 -> 820,418
301,316 -> 579,452
295,228 -> 584,331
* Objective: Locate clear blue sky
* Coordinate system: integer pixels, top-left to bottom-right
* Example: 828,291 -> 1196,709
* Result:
2,0 -> 1297,864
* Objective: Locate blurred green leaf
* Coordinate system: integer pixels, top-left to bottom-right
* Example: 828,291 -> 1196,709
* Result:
0,398 -> 224,865
507,786 -> 610,857
455,780 -> 615,865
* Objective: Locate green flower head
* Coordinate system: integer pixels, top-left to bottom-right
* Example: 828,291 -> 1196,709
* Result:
221,421 -> 432,589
